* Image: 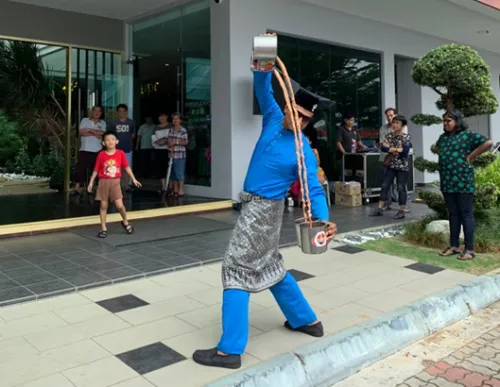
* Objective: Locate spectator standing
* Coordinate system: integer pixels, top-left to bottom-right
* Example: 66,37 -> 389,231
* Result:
437,109 -> 492,261
336,112 -> 367,180
136,117 -> 155,178
379,108 -> 397,210
370,115 -> 411,220
107,104 -> 136,191
72,106 -> 106,195
152,113 -> 170,194
167,113 -> 188,196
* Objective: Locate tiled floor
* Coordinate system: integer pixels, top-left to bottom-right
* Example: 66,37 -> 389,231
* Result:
0,245 -> 475,387
0,203 -> 432,307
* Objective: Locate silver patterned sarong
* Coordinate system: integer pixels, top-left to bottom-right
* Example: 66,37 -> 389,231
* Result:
222,192 -> 286,292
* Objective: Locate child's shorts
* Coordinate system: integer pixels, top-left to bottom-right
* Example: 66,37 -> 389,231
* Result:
96,178 -> 122,202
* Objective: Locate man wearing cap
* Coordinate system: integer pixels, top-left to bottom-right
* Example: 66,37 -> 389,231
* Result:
193,33 -> 337,369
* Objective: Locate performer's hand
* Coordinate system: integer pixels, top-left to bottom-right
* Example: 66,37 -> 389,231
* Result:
325,222 -> 337,242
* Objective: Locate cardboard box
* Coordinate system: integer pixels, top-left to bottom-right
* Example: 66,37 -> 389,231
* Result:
335,193 -> 362,207
334,182 -> 361,196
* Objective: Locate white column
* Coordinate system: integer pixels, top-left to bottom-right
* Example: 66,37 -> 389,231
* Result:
381,50 -> 396,115
123,23 -> 134,117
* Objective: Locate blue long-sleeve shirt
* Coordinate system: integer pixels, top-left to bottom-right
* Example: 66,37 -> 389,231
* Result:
243,71 -> 329,222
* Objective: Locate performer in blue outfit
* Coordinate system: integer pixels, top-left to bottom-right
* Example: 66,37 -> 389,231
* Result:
193,36 -> 337,369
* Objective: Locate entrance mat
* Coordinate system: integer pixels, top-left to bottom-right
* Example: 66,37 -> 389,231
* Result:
71,215 -> 234,247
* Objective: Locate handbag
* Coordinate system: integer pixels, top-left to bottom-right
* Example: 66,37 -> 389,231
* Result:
383,153 -> 394,167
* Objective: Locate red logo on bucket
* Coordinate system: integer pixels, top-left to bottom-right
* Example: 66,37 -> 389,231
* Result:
312,231 -> 327,247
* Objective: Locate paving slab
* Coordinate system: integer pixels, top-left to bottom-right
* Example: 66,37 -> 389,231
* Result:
0,245 -> 476,387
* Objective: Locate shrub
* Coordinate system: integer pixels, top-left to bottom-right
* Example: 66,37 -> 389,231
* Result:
0,111 -> 23,167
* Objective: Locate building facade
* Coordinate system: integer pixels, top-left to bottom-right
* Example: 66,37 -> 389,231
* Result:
1,0 -> 500,203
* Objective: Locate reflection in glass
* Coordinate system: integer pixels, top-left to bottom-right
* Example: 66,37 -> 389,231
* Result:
132,0 -> 211,186
277,35 -> 382,181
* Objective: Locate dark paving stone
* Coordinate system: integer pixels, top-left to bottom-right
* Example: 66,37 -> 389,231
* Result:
168,245 -> 206,255
36,259 -> 79,272
23,255 -> 65,265
0,258 -> 33,271
332,245 -> 365,254
288,269 -> 315,282
97,294 -> 149,313
16,250 -> 55,259
3,266 -> 50,280
13,272 -> 58,286
129,260 -> 172,273
155,255 -> 199,268
25,279 -> 75,295
72,215 -> 233,247
101,251 -> 144,262
405,262 -> 445,275
0,287 -> 35,305
189,250 -> 224,262
55,267 -> 110,287
0,275 -> 22,292
105,255 -> 150,267
116,342 -> 186,375
144,251 -> 184,261
100,267 -> 143,281
60,250 -> 98,260
80,260 -> 125,272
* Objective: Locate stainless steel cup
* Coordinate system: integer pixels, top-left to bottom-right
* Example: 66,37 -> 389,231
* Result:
294,217 -> 318,248
253,35 -> 278,60
251,35 -> 278,72
300,221 -> 329,255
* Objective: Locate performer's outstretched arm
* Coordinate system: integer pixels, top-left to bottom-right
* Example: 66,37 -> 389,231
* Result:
254,71 -> 284,132
303,143 -> 329,222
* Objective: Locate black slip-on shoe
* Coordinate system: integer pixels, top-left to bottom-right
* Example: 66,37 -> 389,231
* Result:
393,211 -> 406,220
192,348 -> 242,369
284,321 -> 324,338
369,208 -> 384,217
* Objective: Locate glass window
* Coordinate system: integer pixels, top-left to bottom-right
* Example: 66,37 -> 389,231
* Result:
131,0 -> 211,186
276,36 -> 382,181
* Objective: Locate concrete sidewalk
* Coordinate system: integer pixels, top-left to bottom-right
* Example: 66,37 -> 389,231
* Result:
333,301 -> 500,387
0,245 -> 476,387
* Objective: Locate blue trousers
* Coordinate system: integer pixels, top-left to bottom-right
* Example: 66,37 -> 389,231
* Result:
217,272 -> 317,355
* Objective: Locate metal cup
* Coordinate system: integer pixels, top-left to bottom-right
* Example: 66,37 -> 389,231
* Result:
251,35 -> 278,72
294,217 -> 318,248
300,221 -> 329,255
253,35 -> 278,60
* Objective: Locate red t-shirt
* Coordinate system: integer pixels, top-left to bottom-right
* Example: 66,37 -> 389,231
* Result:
94,149 -> 129,179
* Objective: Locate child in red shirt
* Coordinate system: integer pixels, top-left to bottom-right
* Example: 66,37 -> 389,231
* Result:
88,131 -> 142,238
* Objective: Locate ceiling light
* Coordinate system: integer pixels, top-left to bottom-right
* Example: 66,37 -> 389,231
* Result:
165,63 -> 170,67
476,29 -> 490,34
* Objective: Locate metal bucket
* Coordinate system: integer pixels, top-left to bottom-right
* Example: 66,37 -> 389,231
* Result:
294,217 -> 318,248
251,35 -> 278,72
253,35 -> 278,60
299,221 -> 329,255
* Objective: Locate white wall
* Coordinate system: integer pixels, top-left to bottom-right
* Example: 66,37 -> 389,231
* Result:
202,0 -> 500,200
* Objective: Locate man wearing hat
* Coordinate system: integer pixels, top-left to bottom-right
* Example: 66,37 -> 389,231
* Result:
193,34 -> 337,369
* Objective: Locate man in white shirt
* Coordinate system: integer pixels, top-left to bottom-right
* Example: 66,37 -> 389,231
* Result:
72,106 -> 106,195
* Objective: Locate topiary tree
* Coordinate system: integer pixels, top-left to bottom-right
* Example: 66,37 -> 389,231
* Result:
410,44 -> 498,218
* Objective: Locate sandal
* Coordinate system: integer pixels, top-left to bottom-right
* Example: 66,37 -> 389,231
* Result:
439,247 -> 461,257
97,230 -> 107,238
121,221 -> 134,235
458,251 -> 475,261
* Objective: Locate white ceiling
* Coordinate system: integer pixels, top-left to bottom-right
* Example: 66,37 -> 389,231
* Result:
300,0 -> 500,55
7,0 -> 181,20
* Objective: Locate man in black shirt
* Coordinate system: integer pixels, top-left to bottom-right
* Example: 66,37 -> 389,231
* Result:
336,112 -> 367,180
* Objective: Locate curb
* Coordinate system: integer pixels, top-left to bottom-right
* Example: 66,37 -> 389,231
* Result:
205,274 -> 500,387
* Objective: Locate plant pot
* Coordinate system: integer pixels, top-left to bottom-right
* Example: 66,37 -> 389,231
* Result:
295,217 -> 318,248
299,221 -> 329,255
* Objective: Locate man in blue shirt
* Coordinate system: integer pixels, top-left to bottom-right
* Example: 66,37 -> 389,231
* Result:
193,40 -> 337,369
107,104 -> 136,190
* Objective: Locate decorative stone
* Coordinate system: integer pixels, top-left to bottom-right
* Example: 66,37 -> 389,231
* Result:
338,226 -> 404,245
426,220 -> 464,240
